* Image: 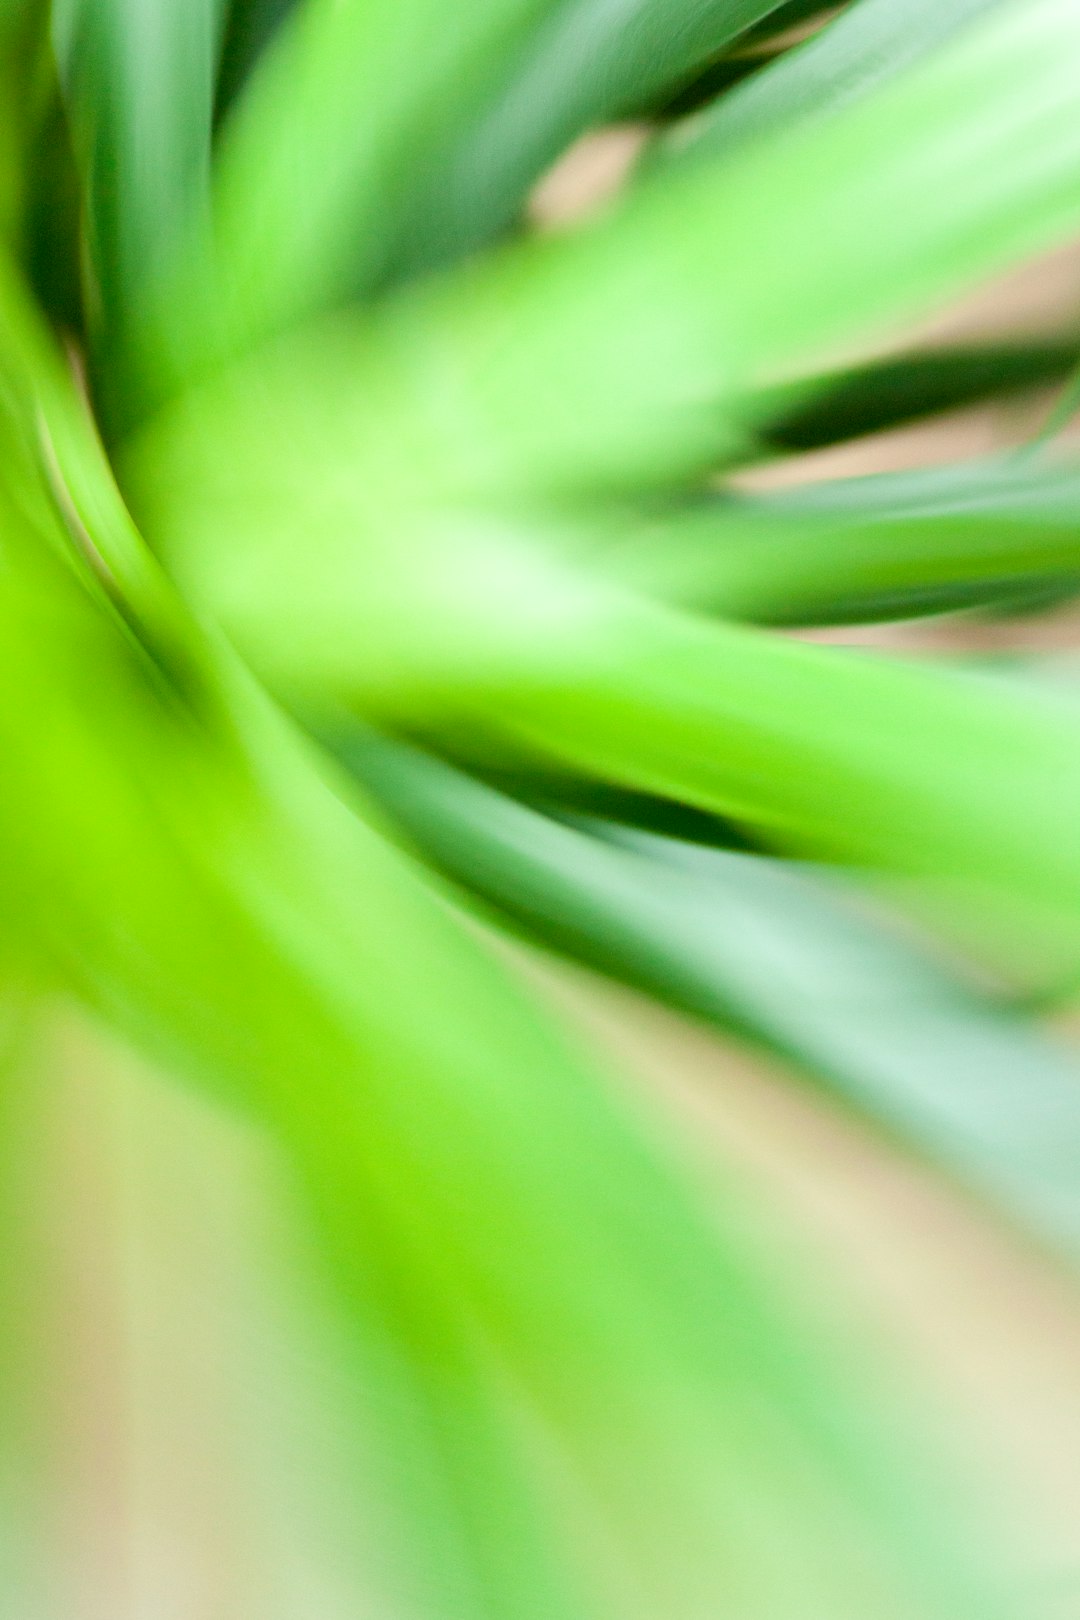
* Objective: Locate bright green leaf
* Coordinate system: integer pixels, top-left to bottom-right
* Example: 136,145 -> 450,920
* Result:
132,0 -> 1080,515
133,0 -> 561,411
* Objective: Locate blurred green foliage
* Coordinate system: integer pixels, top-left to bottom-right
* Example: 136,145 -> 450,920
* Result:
5,0 -> 1080,1615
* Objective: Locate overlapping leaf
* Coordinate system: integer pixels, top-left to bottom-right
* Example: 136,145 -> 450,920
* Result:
654,0 -> 1005,169
760,342 -> 1079,453
387,0 -> 789,279
133,0 -> 564,408
609,455 -> 1080,623
128,0 -> 1080,972
10,1 -> 1080,1613
345,734 -> 1080,1268
133,0 -> 1080,519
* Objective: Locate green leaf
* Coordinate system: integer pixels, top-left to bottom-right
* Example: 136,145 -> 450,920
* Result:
213,0 -> 296,120
133,0 -> 1080,517
457,0 -> 1080,494
126,5 -> 1080,702
739,0 -> 833,42
53,0 -> 225,353
653,0 -> 1005,171
387,0 -> 789,280
343,733 -> 1080,1268
20,91 -> 83,338
761,342 -> 1079,453
127,2 -> 1080,976
484,591 -> 1080,979
133,0 -> 561,411
608,455 -> 1080,624
0,1 -> 49,240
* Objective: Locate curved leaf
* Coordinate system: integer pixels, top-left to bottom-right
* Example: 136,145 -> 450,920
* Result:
53,0 -> 225,352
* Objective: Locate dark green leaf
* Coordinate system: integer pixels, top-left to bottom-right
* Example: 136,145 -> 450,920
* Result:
762,343 -> 1078,453
387,0 -> 789,280
740,0 -> 836,42
0,1 -> 50,241
213,0 -> 296,120
609,455 -> 1080,624
653,0 -> 1004,171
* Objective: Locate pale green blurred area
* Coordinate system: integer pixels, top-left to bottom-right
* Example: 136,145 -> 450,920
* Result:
0,1008 -> 385,1620
6,999 -> 1080,1620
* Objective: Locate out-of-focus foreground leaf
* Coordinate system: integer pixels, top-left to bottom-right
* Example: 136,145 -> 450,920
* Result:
492,602 -> 1080,974
342,734 -> 1080,1269
14,0 -> 1080,1612
129,0 -> 1080,975
0,0 -> 46,236
133,0 -> 1080,521
213,0 -> 296,120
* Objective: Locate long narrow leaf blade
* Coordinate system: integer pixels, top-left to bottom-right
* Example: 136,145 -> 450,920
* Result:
214,0 -> 296,120
388,0 -> 788,279
487,596 -> 1080,983
53,0 -> 224,348
344,734 -> 1080,1267
760,342 -> 1079,453
134,0 -> 559,409
133,0 -> 1080,515
418,0 -> 1080,494
0,0 -> 45,239
654,0 -> 1004,170
609,455 -> 1080,624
